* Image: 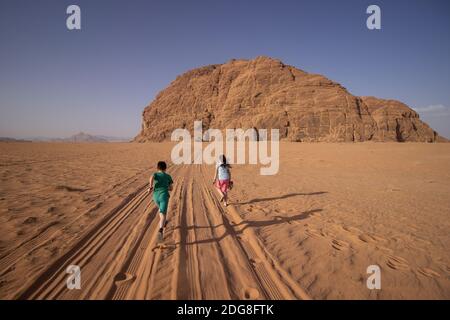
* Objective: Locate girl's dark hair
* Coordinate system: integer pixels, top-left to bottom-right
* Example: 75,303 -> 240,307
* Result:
219,155 -> 231,168
157,161 -> 167,171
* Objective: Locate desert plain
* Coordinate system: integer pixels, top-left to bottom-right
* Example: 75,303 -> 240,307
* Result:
0,141 -> 449,299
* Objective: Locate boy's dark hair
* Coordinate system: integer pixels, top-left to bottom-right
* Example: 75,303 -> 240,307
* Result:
157,161 -> 167,171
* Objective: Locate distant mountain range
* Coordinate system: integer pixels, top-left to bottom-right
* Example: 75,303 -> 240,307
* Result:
56,132 -> 109,142
0,137 -> 32,142
1,132 -> 131,143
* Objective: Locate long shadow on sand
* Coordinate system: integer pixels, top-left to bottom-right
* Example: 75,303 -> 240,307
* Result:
181,208 -> 323,246
237,192 -> 327,205
235,208 -> 323,231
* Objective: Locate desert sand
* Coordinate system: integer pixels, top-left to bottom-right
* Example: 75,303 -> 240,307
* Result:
0,142 -> 449,299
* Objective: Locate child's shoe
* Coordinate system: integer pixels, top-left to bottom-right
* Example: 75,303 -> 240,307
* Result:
158,228 -> 164,241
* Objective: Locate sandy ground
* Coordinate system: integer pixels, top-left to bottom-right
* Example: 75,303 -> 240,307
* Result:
0,142 -> 449,299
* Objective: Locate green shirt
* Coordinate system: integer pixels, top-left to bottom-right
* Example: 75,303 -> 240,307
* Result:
153,171 -> 173,196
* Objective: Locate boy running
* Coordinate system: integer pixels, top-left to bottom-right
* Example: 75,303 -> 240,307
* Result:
148,161 -> 173,240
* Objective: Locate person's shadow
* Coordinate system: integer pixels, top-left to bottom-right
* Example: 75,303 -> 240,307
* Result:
182,208 -> 323,246
237,191 -> 327,205
234,208 -> 322,233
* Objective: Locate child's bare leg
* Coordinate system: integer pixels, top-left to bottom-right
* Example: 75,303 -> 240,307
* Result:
159,212 -> 166,230
223,192 -> 228,206
216,188 -> 225,202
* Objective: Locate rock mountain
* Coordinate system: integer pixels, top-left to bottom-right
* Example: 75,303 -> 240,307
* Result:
135,56 -> 445,142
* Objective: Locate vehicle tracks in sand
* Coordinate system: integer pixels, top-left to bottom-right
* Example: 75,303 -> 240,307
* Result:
15,165 -> 310,300
16,166 -> 181,299
197,165 -> 310,300
0,167 -> 151,284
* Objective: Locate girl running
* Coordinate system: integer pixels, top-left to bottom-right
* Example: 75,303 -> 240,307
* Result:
213,154 -> 232,206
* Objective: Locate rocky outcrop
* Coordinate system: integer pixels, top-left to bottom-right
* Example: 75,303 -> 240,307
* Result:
360,97 -> 439,142
135,56 -> 444,142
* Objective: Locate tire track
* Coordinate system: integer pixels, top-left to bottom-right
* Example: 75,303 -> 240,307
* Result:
175,170 -> 202,299
141,177 -> 184,299
199,165 -> 311,300
18,186 -> 149,299
17,166 -> 181,299
71,166 -> 181,300
109,176 -> 184,299
0,167 -> 151,279
169,177 -> 186,299
13,164 -> 310,300
226,203 -> 311,300
191,165 -> 234,299
198,173 -> 278,299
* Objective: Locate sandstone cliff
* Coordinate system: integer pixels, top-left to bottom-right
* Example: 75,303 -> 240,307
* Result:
135,56 -> 443,142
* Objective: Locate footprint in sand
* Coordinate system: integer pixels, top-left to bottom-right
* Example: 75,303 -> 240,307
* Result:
255,206 -> 270,214
304,228 -> 321,238
23,217 -> 38,225
331,239 -> 350,251
341,225 -> 362,235
249,258 -> 262,265
47,206 -> 57,213
113,272 -> 135,285
321,230 -> 336,238
358,234 -> 387,244
243,287 -> 260,300
358,234 -> 376,243
375,246 -> 394,254
445,265 -> 450,275
413,237 -> 431,246
310,211 -> 322,218
386,255 -> 410,271
417,268 -> 441,278
370,234 -> 387,243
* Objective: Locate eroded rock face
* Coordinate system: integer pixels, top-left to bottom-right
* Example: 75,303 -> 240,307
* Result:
360,97 -> 438,142
135,56 -> 443,142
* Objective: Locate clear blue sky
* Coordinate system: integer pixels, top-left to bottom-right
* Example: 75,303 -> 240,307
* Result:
1,0 -> 449,139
